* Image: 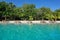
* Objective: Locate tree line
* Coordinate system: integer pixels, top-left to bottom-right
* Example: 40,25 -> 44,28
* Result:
0,1 -> 60,21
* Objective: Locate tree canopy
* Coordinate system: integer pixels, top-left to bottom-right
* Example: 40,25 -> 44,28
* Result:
0,1 -> 60,21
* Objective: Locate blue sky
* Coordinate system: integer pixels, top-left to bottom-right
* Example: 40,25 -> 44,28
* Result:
0,0 -> 60,10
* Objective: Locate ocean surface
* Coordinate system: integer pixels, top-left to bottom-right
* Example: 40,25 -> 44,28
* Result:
0,23 -> 60,40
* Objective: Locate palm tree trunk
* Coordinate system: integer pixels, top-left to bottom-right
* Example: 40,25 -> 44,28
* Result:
5,16 -> 6,21
55,17 -> 56,21
42,17 -> 44,23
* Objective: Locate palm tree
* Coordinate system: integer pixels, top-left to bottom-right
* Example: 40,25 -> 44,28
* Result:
55,9 -> 60,20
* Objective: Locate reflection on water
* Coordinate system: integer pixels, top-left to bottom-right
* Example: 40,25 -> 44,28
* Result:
0,23 -> 60,40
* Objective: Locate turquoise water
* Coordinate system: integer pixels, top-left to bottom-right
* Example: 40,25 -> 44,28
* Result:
0,23 -> 60,40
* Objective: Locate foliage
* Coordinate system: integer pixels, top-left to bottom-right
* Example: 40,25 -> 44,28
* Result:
0,1 -> 60,21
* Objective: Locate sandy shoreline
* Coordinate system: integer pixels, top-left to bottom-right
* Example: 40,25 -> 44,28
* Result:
0,20 -> 60,24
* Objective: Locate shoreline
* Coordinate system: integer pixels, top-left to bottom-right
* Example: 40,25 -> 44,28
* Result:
0,20 -> 60,24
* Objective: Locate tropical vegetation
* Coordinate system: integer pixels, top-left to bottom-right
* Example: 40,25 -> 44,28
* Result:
0,1 -> 60,21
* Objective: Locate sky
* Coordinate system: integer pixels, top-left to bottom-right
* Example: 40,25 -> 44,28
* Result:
0,0 -> 60,10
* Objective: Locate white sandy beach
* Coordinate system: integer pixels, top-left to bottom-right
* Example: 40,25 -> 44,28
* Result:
0,20 -> 60,24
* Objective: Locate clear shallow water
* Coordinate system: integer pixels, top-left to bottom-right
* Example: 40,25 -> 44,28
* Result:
0,23 -> 60,40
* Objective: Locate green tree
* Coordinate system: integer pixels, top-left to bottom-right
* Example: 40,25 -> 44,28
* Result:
54,9 -> 60,20
8,3 -> 16,20
0,1 -> 8,20
22,4 -> 36,20
38,7 -> 54,21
